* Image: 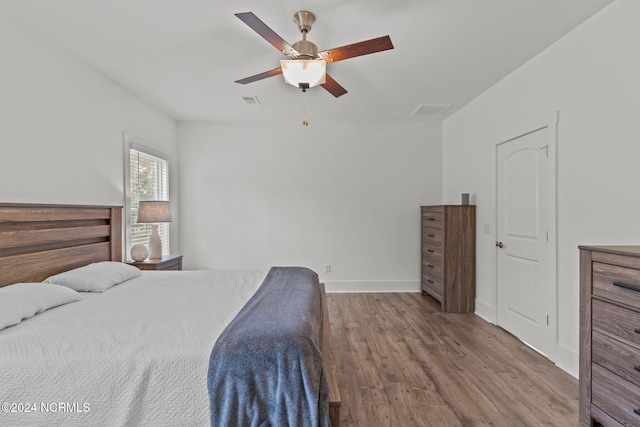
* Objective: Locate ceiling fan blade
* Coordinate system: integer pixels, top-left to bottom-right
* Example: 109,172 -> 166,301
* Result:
321,74 -> 348,98
235,67 -> 283,85
319,35 -> 394,63
235,12 -> 297,56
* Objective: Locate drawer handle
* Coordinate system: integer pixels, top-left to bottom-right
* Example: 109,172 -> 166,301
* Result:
427,249 -> 434,253
613,281 -> 640,293
634,408 -> 640,417
634,366 -> 640,373
427,234 -> 435,238
635,328 -> 640,335
427,264 -> 434,268
427,218 -> 435,221
427,279 -> 434,284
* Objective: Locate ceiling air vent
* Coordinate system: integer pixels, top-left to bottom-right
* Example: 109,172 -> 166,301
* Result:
242,96 -> 260,105
411,104 -> 453,117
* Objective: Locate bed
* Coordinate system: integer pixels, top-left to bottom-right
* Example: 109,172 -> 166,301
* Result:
0,203 -> 340,427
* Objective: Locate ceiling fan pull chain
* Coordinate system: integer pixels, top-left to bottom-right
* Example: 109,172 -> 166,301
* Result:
302,90 -> 309,126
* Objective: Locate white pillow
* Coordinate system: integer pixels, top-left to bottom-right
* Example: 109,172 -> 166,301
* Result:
0,283 -> 81,331
43,261 -> 142,292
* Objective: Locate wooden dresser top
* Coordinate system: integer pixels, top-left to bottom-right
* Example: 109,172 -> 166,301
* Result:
579,245 -> 640,258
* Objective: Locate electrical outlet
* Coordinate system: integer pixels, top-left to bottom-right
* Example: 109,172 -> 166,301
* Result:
324,264 -> 331,273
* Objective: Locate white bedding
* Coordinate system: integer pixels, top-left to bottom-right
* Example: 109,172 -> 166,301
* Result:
0,269 -> 266,427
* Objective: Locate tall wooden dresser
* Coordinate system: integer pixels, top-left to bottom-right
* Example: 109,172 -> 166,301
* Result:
579,246 -> 640,426
421,205 -> 475,313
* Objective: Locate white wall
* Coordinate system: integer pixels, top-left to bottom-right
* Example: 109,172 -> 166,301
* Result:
0,12 -> 179,253
179,121 -> 441,292
442,0 -> 637,376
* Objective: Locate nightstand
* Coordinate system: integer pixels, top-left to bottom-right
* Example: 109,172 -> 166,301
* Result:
129,254 -> 183,271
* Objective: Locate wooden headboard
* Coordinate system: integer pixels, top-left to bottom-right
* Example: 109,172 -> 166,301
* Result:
0,203 -> 122,287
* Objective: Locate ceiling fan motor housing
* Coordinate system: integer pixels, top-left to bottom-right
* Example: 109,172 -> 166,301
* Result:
292,39 -> 318,58
292,11 -> 318,58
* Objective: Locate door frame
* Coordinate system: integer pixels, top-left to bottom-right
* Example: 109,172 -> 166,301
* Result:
493,111 -> 558,359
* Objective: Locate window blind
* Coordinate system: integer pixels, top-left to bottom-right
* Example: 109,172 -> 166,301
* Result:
129,148 -> 170,254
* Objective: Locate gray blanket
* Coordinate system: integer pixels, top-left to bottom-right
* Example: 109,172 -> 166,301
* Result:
207,267 -> 330,427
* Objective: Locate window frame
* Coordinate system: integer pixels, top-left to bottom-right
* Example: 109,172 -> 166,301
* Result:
123,133 -> 171,260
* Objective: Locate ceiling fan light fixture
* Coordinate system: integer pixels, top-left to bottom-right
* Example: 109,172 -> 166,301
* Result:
280,59 -> 326,89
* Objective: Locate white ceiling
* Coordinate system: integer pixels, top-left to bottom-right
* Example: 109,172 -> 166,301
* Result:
0,0 -> 613,123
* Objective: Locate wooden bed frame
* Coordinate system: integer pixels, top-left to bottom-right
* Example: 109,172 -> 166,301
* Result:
320,283 -> 341,427
0,202 -> 340,425
0,203 -> 122,287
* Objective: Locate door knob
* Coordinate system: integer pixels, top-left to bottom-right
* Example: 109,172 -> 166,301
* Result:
496,242 -> 504,248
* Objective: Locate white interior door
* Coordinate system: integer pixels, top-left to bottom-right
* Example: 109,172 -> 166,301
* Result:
496,114 -> 557,359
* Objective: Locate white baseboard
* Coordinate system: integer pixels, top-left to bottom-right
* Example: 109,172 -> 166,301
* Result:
474,298 -> 496,324
324,280 -> 420,293
555,343 -> 578,379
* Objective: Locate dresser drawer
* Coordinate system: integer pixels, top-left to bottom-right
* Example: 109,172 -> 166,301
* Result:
422,272 -> 443,302
593,299 -> 640,349
593,330 -> 640,388
592,363 -> 640,426
421,208 -> 443,229
422,258 -> 442,279
593,262 -> 640,309
422,241 -> 442,260
422,228 -> 442,245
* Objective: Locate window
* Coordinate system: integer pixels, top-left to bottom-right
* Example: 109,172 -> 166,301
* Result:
124,134 -> 170,259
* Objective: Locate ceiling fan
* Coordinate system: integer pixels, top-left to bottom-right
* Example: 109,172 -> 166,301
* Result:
234,10 -> 394,97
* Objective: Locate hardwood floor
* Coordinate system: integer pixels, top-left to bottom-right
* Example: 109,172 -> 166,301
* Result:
326,292 -> 578,426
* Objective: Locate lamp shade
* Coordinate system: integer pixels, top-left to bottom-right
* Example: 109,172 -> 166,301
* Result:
280,59 -> 326,88
137,201 -> 172,223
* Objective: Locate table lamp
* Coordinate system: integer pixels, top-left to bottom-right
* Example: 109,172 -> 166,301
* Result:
137,201 -> 172,260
